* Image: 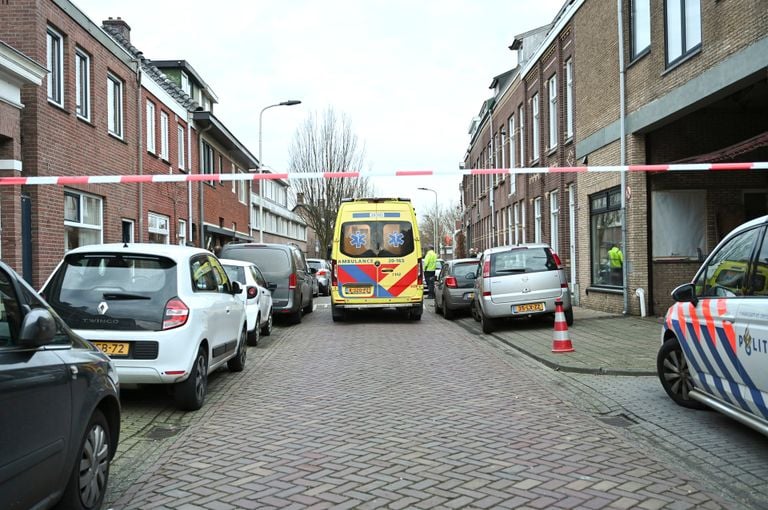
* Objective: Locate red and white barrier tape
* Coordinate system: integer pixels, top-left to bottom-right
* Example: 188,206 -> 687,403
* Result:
1,162 -> 766,186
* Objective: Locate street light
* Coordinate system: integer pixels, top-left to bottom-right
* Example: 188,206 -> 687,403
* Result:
256,100 -> 302,242
417,187 -> 439,256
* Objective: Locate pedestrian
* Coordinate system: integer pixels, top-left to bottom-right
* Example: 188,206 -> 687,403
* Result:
423,244 -> 438,298
608,243 -> 623,286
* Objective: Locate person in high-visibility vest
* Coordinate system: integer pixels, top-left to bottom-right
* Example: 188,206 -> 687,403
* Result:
423,245 -> 438,298
608,244 -> 623,286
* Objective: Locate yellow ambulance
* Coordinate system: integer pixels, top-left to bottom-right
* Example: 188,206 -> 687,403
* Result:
330,197 -> 424,321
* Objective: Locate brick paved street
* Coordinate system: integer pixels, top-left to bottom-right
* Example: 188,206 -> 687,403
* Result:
108,301 -> 733,509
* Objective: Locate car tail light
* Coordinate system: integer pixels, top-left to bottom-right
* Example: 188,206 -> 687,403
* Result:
482,259 -> 490,278
247,286 -> 258,299
331,260 -> 338,286
418,258 -> 424,285
288,272 -> 297,289
445,276 -> 458,288
163,298 -> 189,330
551,250 -> 563,269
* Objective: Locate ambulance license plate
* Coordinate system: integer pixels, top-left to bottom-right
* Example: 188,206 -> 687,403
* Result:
93,341 -> 130,357
346,286 -> 371,295
514,303 -> 544,313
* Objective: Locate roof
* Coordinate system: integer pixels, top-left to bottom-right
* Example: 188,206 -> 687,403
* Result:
151,60 -> 219,104
192,111 -> 259,169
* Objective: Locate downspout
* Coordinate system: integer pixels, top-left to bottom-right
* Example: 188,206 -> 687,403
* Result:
133,55 -> 144,241
489,103 -> 496,249
198,124 -> 213,250
187,117 -> 193,245
617,0 -> 629,314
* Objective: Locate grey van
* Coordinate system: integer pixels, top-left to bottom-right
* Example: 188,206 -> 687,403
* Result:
220,243 -> 313,324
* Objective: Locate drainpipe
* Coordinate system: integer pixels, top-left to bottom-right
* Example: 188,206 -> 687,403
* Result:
489,103 -> 496,249
133,55 -> 144,241
617,0 -> 629,314
187,117 -> 193,245
198,124 -> 213,250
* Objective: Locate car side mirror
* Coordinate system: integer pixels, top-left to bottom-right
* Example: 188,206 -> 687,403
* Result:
19,308 -> 57,347
671,283 -> 697,306
231,281 -> 243,295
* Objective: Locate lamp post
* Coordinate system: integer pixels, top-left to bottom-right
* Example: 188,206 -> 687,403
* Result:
418,187 -> 439,256
257,100 -> 301,242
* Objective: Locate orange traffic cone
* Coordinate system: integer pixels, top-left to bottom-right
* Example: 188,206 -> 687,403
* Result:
552,299 -> 574,353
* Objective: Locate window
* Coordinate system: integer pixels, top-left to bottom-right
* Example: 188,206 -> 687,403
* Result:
565,59 -> 574,139
64,190 -> 102,250
75,49 -> 90,120
121,219 -> 134,243
201,141 -> 214,175
513,202 -> 520,244
531,94 -> 540,161
665,0 -> 701,66
550,190 -> 559,252
218,155 -> 224,175
146,101 -> 156,153
631,0 -> 651,58
521,201 -> 527,243
178,125 -> 186,170
107,74 -> 123,138
178,219 -> 187,246
160,112 -> 169,160
47,27 -> 64,106
180,71 -> 190,95
190,256 -> 220,293
518,105 -> 525,165
692,227 -> 761,299
236,170 -> 248,204
148,212 -> 170,244
651,190 -> 706,259
340,221 -> 415,258
548,76 -> 558,149
590,187 -> 623,286
500,130 -> 506,169
0,269 -> 22,345
508,115 -> 516,169
534,197 -> 542,242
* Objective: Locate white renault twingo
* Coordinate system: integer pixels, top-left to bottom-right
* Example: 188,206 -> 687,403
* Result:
658,215 -> 768,436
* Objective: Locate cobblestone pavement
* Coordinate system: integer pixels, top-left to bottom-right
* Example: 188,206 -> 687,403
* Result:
107,301 -> 734,509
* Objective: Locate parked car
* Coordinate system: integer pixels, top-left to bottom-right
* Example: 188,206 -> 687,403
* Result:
311,272 -> 320,297
657,215 -> 768,437
423,258 -> 445,295
434,258 -> 481,320
474,244 -> 573,334
220,242 -> 313,324
220,259 -> 275,346
41,243 -> 248,411
0,260 -> 121,509
307,258 -> 332,296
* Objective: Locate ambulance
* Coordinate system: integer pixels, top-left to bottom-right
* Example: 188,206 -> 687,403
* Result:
330,197 -> 424,321
658,214 -> 768,437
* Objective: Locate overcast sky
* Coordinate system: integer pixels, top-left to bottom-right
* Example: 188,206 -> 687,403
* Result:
73,0 -> 564,219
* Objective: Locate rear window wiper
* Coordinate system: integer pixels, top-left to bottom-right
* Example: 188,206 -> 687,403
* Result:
495,268 -> 527,273
102,292 -> 152,300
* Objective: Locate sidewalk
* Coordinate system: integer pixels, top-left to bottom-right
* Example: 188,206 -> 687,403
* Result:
476,306 -> 665,376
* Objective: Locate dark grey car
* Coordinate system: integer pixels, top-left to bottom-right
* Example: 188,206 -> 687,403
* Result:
434,258 -> 480,320
0,261 -> 121,510
220,243 -> 313,324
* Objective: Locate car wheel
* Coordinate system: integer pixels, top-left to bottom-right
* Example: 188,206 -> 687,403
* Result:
443,303 -> 455,320
303,295 -> 314,314
175,347 -> 208,411
290,305 -> 303,325
331,303 -> 345,322
247,316 -> 259,346
471,300 -> 481,322
434,295 -> 443,315
565,308 -> 574,327
228,328 -> 248,372
481,310 -> 495,334
261,310 -> 273,336
58,409 -> 111,510
657,337 -> 707,409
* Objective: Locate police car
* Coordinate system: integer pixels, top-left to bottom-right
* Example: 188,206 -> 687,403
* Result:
657,215 -> 768,436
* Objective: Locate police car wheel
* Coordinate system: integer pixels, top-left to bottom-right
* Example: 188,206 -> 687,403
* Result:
657,338 -> 707,410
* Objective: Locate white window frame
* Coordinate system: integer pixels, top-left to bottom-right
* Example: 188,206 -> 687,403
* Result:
177,125 -> 186,170
75,49 -> 90,120
64,190 -> 103,250
500,130 -> 506,169
107,74 -> 123,138
534,197 -> 542,243
201,141 -> 214,175
513,202 -> 520,244
631,0 -> 651,58
550,190 -> 560,252
531,94 -> 540,161
160,111 -> 169,160
548,75 -> 558,149
565,59 -> 574,139
181,71 -> 190,95
146,101 -> 156,154
521,200 -> 527,243
518,105 -> 525,165
47,27 -> 64,106
508,115 -> 516,169
665,0 -> 702,66
121,218 -> 134,243
178,219 -> 187,246
237,170 -> 248,204
148,212 -> 170,244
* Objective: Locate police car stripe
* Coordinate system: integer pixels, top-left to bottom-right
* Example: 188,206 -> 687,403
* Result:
696,322 -> 750,410
714,326 -> 768,420
682,320 -> 735,405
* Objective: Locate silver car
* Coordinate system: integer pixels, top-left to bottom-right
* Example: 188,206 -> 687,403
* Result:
434,258 -> 480,320
474,244 -> 573,334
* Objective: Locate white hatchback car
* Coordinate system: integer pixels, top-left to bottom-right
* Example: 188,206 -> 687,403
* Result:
220,258 -> 274,346
41,243 -> 248,411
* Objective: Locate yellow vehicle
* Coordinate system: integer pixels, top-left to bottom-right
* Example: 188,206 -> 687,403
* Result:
330,198 -> 424,321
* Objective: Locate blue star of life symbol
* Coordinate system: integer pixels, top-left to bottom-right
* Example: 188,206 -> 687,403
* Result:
350,230 -> 367,249
387,231 -> 405,247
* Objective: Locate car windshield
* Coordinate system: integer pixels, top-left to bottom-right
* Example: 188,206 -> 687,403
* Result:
340,221 -> 415,258
490,248 -> 556,277
44,253 -> 177,331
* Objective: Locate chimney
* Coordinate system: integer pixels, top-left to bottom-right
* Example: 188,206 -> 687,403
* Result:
296,192 -> 305,205
102,17 -> 131,42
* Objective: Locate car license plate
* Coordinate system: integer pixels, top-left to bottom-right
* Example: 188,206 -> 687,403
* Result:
93,341 -> 130,357
345,286 -> 372,295
514,303 -> 545,313
464,292 -> 474,300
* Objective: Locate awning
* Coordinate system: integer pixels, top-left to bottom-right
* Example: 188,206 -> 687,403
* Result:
675,131 -> 768,163
203,224 -> 253,242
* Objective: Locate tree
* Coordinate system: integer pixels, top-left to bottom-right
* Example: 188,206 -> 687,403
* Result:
419,202 -> 462,257
288,108 -> 374,257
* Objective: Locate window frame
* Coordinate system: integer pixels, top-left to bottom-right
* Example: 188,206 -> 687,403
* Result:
550,189 -> 560,252
548,75 -> 558,150
160,111 -> 169,161
534,197 -> 542,243
177,125 -> 186,170
178,219 -> 187,246
64,190 -> 103,250
665,0 -> 702,67
565,59 -> 574,139
146,100 -> 156,154
75,48 -> 90,120
47,27 -> 64,107
531,94 -> 540,161
148,212 -> 170,244
107,73 -> 124,138
631,0 -> 652,60
590,186 -> 623,287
